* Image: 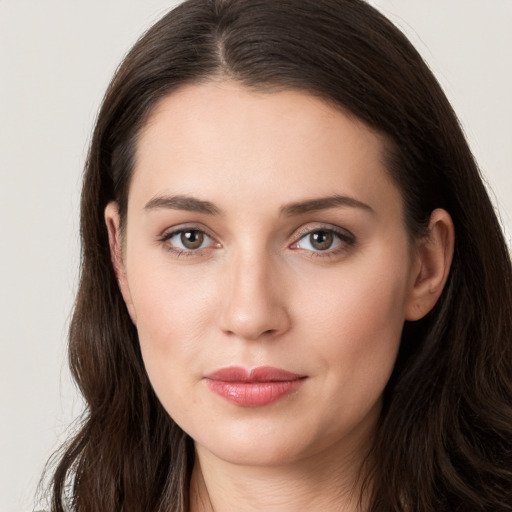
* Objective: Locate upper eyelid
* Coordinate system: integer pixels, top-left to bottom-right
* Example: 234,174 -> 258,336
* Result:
291,223 -> 354,241
160,223 -> 217,240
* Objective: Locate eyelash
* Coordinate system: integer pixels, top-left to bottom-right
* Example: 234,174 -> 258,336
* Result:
290,225 -> 355,259
159,225 -> 219,258
158,224 -> 356,259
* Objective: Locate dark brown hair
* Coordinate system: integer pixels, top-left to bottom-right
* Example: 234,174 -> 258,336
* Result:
45,1 -> 512,510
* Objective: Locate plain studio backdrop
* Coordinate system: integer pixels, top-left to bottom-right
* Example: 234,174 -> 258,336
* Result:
0,1 -> 510,511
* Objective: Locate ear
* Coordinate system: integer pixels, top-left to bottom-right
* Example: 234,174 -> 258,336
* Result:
405,208 -> 454,321
104,201 -> 137,324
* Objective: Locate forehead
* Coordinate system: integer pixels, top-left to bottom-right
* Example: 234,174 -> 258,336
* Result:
130,81 -> 402,219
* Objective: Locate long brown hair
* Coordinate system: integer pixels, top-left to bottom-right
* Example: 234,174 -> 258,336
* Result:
45,1 -> 512,510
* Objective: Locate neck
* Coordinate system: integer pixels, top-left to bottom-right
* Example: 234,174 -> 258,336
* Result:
189,439 -> 372,512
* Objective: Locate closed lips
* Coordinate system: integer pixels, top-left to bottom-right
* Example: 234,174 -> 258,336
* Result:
205,366 -> 306,382
204,366 -> 307,407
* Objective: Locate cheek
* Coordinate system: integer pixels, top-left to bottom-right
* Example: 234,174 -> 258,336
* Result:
302,249 -> 408,333
127,262 -> 217,382
297,248 -> 411,391
128,269 -> 216,427
285,261 -> 409,450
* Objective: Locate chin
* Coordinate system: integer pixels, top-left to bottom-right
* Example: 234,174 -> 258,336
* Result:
190,414 -> 349,469
196,437 -> 310,468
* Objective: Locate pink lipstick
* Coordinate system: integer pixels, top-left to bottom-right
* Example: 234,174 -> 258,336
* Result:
204,366 -> 306,407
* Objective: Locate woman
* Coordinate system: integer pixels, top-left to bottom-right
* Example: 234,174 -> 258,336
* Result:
45,0 -> 512,510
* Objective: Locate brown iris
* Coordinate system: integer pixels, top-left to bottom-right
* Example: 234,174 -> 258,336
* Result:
180,230 -> 204,249
310,230 -> 333,250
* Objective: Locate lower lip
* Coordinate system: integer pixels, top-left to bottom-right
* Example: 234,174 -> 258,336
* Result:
205,379 -> 305,407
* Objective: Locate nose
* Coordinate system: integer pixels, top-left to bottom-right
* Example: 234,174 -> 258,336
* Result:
218,250 -> 291,341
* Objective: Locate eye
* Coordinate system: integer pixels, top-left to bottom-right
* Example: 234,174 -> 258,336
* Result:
161,228 -> 218,253
299,230 -> 337,251
291,227 -> 354,255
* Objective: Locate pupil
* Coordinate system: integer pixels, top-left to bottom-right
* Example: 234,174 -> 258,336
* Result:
181,230 -> 204,249
311,231 -> 333,250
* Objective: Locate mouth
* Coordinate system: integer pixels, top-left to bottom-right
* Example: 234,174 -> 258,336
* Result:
204,366 -> 307,407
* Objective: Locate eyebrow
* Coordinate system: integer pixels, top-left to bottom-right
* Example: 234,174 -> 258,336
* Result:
280,194 -> 375,216
143,193 -> 374,216
144,195 -> 222,215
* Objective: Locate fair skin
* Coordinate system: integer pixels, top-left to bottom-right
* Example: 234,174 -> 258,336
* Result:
105,81 -> 454,512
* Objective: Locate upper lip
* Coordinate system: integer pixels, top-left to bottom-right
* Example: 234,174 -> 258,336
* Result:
204,366 -> 305,382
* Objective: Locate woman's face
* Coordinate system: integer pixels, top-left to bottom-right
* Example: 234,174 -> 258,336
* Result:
108,82 -> 424,467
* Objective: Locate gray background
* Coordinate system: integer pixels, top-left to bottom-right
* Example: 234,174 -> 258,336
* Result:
1,1 -> 510,511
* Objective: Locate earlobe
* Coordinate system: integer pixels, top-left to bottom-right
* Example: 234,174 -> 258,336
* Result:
405,208 -> 454,321
104,202 -> 137,324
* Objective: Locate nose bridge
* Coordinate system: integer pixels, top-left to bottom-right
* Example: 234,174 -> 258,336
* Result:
219,244 -> 289,340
